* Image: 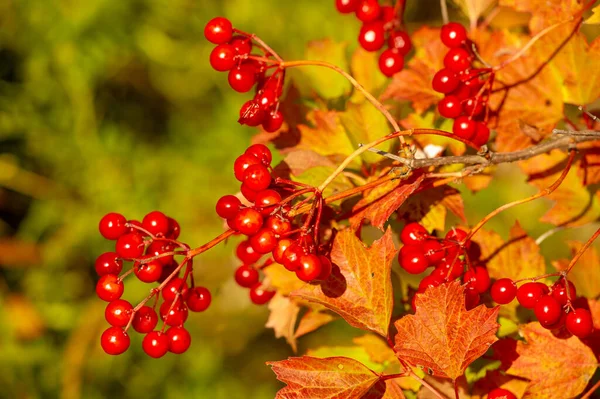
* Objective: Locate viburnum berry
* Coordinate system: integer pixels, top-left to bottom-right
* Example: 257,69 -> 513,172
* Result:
101,326 -> 130,355
142,211 -> 170,237
443,48 -> 472,73
235,265 -> 260,288
240,182 -> 259,202
400,222 -> 428,245
432,68 -> 459,93
146,240 -> 175,266
380,5 -> 395,22
282,242 -> 305,271
517,282 -> 549,309
162,277 -> 189,302
534,295 -> 562,328
254,189 -> 281,215
336,0 -> 359,13
263,110 -> 284,132
237,239 -> 262,264
438,95 -> 462,119
488,388 -> 517,399
399,246 -> 429,274
418,274 -> 444,293
96,274 -> 124,302
355,0 -> 381,23
378,49 -> 404,77
566,308 -> 593,338
472,122 -> 490,147
452,116 -> 477,140
166,326 -> 192,354
167,217 -> 180,239
490,278 -> 517,304
249,283 -> 276,305
552,279 -> 577,305
245,144 -> 272,166
388,30 -> 412,55
238,100 -> 265,126
132,306 -> 159,333
187,286 -> 212,312
440,22 -> 467,48
296,254 -> 323,282
115,233 -> 145,259
463,266 -> 490,294
233,207 -> 263,235
228,64 -> 257,93
105,299 -> 133,327
436,258 -> 464,280
99,212 -> 127,240
95,252 -> 123,276
318,255 -> 333,280
216,195 -> 242,219
209,44 -> 236,72
142,331 -> 170,358
160,299 -> 189,326
358,21 -> 386,52
273,238 -> 293,264
464,285 -> 481,310
265,216 -> 292,236
463,97 -> 485,117
204,17 -> 233,44
125,219 -> 143,234
250,228 -> 277,254
229,35 -> 252,56
243,164 -> 271,191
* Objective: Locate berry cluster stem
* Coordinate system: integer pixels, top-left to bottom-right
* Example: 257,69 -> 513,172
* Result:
565,226 -> 600,274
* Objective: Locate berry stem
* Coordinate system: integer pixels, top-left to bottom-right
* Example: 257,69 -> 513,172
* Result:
440,0 -> 449,25
380,371 -> 409,381
233,29 -> 284,63
462,149 -> 577,243
581,380 -> 600,399
565,226 -> 600,274
187,229 -> 236,258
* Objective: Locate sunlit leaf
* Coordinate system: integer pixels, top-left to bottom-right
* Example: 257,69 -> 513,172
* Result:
266,293 -> 301,352
552,241 -> 600,298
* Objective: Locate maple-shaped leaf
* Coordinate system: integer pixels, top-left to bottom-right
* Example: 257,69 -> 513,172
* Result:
266,293 -> 301,352
394,281 -> 500,381
350,174 -> 425,231
473,222 -> 545,282
267,356 -> 381,399
553,241 -> 600,298
506,322 -> 598,399
291,228 -> 397,337
381,27 -> 444,114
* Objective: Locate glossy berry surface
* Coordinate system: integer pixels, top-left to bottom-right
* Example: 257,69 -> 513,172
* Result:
440,22 -> 467,48
443,48 -> 471,72
463,266 -> 490,294
250,228 -> 277,254
99,213 -> 127,240
296,254 -> 323,282
234,153 -> 262,181
432,69 -> 459,93
187,286 -> 212,312
336,0 -> 359,13
356,0 -> 381,23
204,17 -> 233,44
263,110 -> 284,132
233,207 -> 263,235
400,248 -> 429,274
115,233 -> 145,259
142,211 -> 170,236
243,164 -> 271,191
95,252 -> 123,276
235,265 -> 260,288
566,308 -> 593,338
534,295 -> 562,327
96,274 -> 124,302
228,64 -> 257,93
453,116 -> 477,140
517,282 -> 548,309
209,44 -> 236,72
490,278 -> 517,304
552,279 -> 577,305
160,299 -> 189,326
388,30 -> 412,55
400,223 -> 428,245
167,326 -> 192,354
132,306 -> 158,333
378,49 -> 404,77
358,21 -> 385,52
105,299 -> 133,327
438,95 -> 462,119
488,388 -> 517,399
101,326 -> 130,355
143,331 -> 170,358
216,195 -> 242,219
162,277 -> 189,302
250,283 -> 276,304
237,240 -> 262,264
245,144 -> 272,166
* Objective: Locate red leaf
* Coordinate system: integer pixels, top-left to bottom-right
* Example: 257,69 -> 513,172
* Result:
267,356 -> 380,399
291,228 -> 397,337
394,281 -> 500,380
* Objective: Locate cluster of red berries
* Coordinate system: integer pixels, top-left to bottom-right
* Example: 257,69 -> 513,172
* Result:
96,211 -> 211,357
398,222 -> 490,310
490,277 -> 593,338
335,0 -> 411,77
488,388 -> 517,399
216,144 -> 332,302
433,22 -> 491,147
205,17 -> 285,132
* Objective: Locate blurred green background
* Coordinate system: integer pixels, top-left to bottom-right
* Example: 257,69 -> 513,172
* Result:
1,1 -> 598,398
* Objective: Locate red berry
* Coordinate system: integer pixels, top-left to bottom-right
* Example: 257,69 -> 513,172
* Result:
115,233 -> 145,259
99,213 -> 127,240
296,254 -> 323,282
228,64 -> 257,92
240,183 -> 259,202
358,21 -> 386,52
400,246 -> 429,274
432,68 -> 460,93
400,222 -> 429,245
233,207 -> 263,235
96,274 -> 124,302
378,49 -> 404,77
250,228 -> 278,254
237,240 -> 262,264
273,238 -> 293,264
463,266 -> 490,294
263,110 -> 284,132
204,17 -> 233,44
356,0 -> 381,22
209,44 -> 236,72
134,260 -> 163,283
418,274 -> 444,292
235,265 -> 260,288
422,240 -> 445,265
105,299 -> 133,327
436,258 -> 464,280
187,286 -> 212,312
318,255 -> 333,280
465,285 -> 481,310
166,326 -> 192,354
336,0 -> 359,13
566,308 -> 593,338
440,22 -> 467,48
162,277 -> 189,302
463,97 -> 485,117
238,100 -> 265,126
444,228 -> 470,246
167,217 -> 180,239
388,30 -> 412,55
534,295 -> 562,327
142,211 -> 170,237
256,89 -> 278,110
265,216 -> 292,236
491,278 -> 517,304
552,279 -> 577,305
245,144 -> 273,165
243,164 -> 271,191
488,388 -> 517,399
381,5 -> 395,23
95,252 -> 123,276
125,219 -> 143,234
282,242 -> 305,271
229,35 -> 252,55
216,195 -> 242,219
452,116 -> 477,140
132,306 -> 158,333
142,331 -> 170,358
443,48 -> 472,73
517,282 -> 548,309
145,240 -> 175,266
101,326 -> 130,355
255,189 -> 281,215
472,122 -> 490,147
160,299 -> 189,326
438,95 -> 463,119
249,283 -> 275,305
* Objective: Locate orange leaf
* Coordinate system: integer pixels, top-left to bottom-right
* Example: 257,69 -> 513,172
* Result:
266,294 -> 301,352
297,110 -> 357,160
381,27 -> 444,113
394,281 -> 500,381
499,0 -> 583,33
506,322 -> 598,399
267,356 -> 380,399
473,222 -> 545,281
294,308 -> 338,341
291,228 -> 397,337
553,241 -> 600,298
350,174 -> 425,231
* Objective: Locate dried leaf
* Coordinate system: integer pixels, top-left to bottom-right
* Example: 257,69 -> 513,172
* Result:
552,241 -> 600,298
350,174 -> 425,231
266,293 -> 301,352
506,322 -> 598,399
381,27 -> 444,113
394,281 -> 500,381
267,356 -> 380,399
291,228 -> 397,337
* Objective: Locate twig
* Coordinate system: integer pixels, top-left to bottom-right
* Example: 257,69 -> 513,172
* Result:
440,0 -> 449,25
566,227 -> 600,274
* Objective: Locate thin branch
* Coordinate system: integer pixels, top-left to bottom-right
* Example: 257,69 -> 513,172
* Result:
440,0 -> 449,25
566,227 -> 600,274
